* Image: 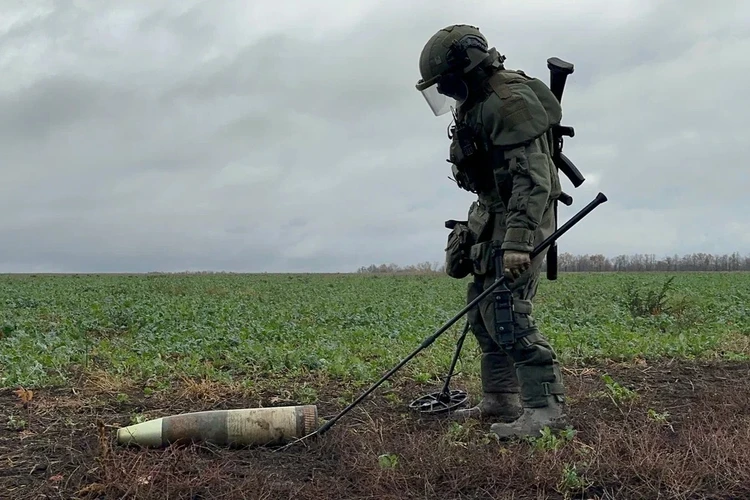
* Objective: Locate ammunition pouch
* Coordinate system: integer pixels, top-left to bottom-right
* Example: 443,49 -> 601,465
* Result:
467,200 -> 491,239
444,222 -> 474,279
469,241 -> 493,276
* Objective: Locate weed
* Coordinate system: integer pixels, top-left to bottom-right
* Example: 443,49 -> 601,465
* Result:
557,463 -> 592,499
383,392 -> 401,405
647,408 -> 669,422
5,415 -> 27,431
293,385 -> 318,404
444,421 -> 472,444
377,452 -> 399,469
129,413 -> 147,425
524,426 -> 576,452
647,408 -> 675,431
621,276 -> 676,318
601,373 -> 639,406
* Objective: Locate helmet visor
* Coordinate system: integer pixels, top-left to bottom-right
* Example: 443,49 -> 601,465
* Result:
420,84 -> 456,116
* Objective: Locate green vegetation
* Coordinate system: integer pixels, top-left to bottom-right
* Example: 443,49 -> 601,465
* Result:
1,272 -> 748,390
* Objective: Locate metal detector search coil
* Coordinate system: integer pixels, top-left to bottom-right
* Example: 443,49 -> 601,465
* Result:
409,320 -> 472,415
409,389 -> 468,414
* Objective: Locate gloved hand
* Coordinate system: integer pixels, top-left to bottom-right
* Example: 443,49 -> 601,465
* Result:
503,250 -> 531,281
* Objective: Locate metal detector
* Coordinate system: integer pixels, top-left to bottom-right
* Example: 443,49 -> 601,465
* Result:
274,192 -> 608,452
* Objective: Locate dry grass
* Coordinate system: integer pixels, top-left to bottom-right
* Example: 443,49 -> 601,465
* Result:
2,360 -> 750,499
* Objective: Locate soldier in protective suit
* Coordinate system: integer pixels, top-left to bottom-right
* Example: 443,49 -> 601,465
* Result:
416,24 -> 569,438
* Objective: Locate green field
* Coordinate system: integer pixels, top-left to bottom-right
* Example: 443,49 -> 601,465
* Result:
3,272 -> 750,499
2,272 -> 748,391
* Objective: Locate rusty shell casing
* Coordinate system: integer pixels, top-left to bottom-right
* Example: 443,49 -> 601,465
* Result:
116,405 -> 318,447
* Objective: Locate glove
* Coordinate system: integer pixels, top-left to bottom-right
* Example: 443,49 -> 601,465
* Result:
503,250 -> 531,281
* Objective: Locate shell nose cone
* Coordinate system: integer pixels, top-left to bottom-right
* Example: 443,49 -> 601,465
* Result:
117,417 -> 164,447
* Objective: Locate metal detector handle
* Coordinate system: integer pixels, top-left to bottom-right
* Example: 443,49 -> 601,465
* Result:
313,192 -> 608,438
529,192 -> 607,259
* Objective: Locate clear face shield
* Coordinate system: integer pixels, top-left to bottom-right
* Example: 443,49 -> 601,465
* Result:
420,85 -> 456,116
418,74 -> 469,117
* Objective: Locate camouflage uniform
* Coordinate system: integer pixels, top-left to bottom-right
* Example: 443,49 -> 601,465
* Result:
417,25 -> 569,438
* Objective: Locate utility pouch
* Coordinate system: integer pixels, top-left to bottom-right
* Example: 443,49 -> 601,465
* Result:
467,201 -> 491,241
494,285 -> 516,347
444,221 -> 474,279
469,241 -> 493,276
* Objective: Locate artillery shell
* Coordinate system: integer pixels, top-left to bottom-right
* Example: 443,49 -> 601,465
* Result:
116,405 -> 319,447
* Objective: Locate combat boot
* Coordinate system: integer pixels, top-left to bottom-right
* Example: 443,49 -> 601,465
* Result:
449,392 -> 522,422
488,395 -> 570,439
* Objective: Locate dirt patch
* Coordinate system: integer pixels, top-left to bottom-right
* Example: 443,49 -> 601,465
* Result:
2,360 -> 750,499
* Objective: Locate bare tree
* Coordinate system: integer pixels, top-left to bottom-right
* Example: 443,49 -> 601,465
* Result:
358,253 -> 750,273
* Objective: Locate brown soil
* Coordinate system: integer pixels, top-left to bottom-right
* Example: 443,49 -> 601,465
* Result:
2,360 -> 750,500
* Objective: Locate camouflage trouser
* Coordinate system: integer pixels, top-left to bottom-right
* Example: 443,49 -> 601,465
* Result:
466,278 -> 519,394
466,208 -> 565,408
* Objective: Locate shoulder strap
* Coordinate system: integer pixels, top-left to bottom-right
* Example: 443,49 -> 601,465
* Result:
486,70 -> 530,100
479,70 -> 562,148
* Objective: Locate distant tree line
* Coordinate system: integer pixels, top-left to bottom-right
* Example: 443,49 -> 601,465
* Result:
551,252 -> 750,272
356,252 -> 750,274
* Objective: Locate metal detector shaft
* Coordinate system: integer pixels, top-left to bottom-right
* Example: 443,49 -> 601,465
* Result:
312,192 -> 607,438
439,321 -> 471,396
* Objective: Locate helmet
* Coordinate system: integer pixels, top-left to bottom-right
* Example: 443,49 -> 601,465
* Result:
415,24 -> 491,116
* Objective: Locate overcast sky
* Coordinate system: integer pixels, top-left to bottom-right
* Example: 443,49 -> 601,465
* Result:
1,0 -> 748,273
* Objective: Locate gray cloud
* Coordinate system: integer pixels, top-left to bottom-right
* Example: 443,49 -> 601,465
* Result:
0,0 -> 748,272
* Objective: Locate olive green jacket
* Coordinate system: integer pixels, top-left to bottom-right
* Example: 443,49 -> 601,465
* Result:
450,69 -> 563,254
